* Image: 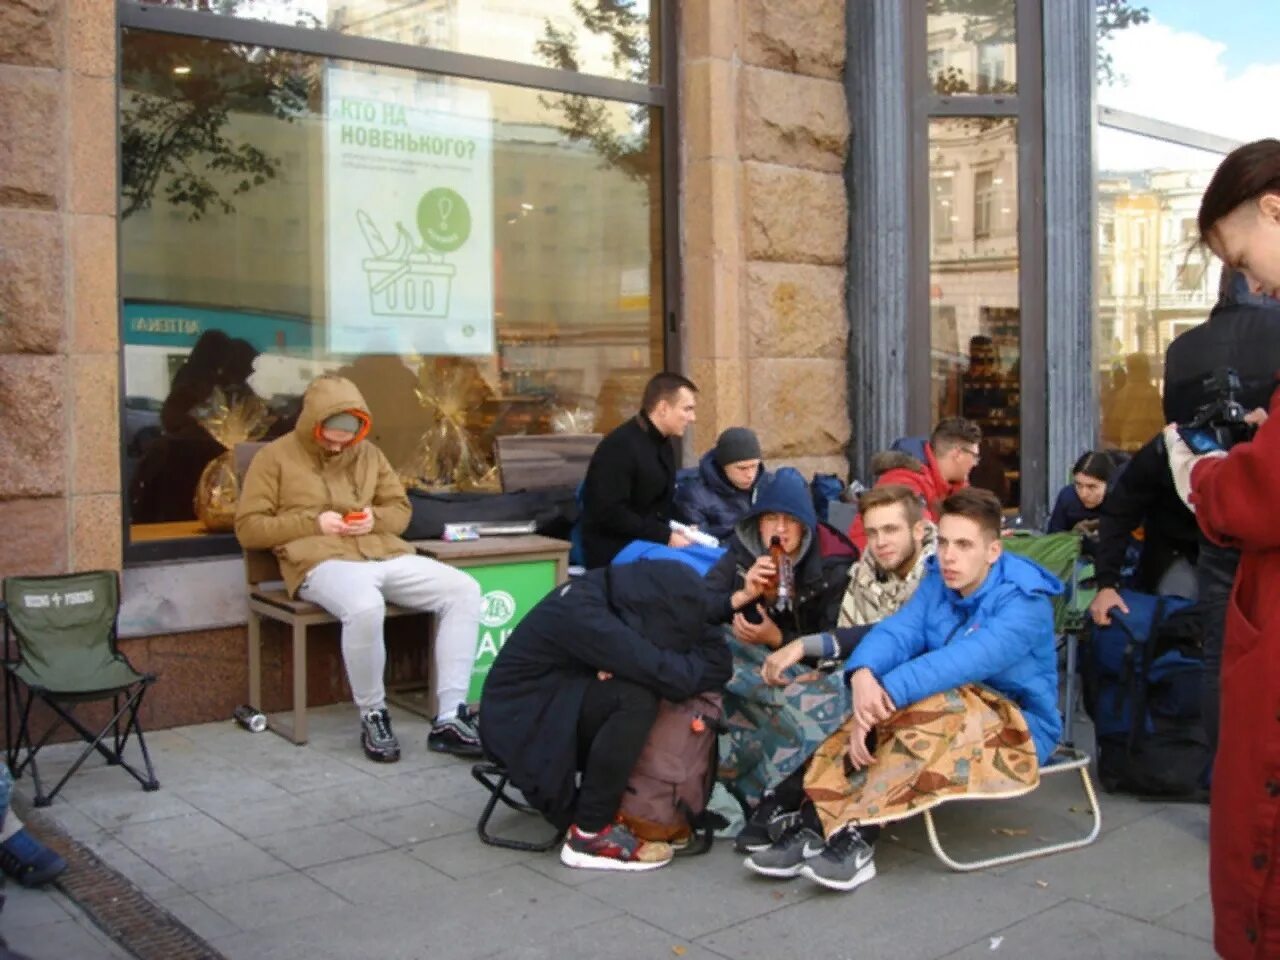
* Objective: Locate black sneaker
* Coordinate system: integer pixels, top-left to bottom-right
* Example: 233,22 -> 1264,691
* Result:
360,708 -> 401,763
800,826 -> 877,892
743,822 -> 826,878
427,704 -> 483,758
734,793 -> 799,853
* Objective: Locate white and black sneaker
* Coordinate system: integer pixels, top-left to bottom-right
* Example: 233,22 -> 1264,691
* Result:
734,793 -> 800,853
743,823 -> 826,878
800,826 -> 877,892
360,708 -> 401,763
427,704 -> 483,757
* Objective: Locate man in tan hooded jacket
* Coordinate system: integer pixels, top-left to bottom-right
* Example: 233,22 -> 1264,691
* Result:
236,374 -> 482,762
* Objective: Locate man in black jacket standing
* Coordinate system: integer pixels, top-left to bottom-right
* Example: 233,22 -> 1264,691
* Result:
580,372 -> 698,568
1162,272 -> 1280,759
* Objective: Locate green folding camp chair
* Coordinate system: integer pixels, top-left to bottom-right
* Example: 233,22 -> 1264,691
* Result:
3,571 -> 159,806
919,531 -> 1102,871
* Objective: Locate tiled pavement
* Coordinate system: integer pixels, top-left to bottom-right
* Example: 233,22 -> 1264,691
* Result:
4,704 -> 1214,960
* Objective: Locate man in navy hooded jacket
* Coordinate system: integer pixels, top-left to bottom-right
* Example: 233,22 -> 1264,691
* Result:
744,487 -> 1061,894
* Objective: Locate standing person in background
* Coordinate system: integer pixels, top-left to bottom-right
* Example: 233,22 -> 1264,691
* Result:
580,373 -> 698,568
1163,267 -> 1280,775
674,427 -> 768,541
1167,138 -> 1280,960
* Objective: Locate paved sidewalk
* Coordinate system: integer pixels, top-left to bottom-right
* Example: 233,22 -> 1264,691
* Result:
6,704 -> 1213,960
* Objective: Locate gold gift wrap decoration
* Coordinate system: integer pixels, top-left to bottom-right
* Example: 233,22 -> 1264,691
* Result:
549,406 -> 595,434
193,388 -> 276,531
403,359 -> 499,492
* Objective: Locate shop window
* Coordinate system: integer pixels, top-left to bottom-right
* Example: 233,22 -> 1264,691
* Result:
119,27 -> 665,550
929,118 -> 1021,507
927,0 -> 1017,95
139,0 -> 660,84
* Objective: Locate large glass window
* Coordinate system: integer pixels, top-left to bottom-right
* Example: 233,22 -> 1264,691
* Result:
1094,5 -> 1279,452
926,0 -> 1017,95
120,26 -> 665,546
929,117 -> 1021,506
138,0 -> 658,83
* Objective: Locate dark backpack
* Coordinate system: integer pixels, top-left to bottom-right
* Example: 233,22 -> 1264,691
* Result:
1082,590 -> 1208,797
617,691 -> 725,854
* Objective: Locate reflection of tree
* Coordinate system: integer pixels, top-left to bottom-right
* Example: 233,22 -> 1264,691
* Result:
534,1 -> 652,180
926,0 -> 1149,92
120,2 -> 317,220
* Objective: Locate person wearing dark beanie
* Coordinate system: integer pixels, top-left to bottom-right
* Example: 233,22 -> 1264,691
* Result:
675,427 -> 767,541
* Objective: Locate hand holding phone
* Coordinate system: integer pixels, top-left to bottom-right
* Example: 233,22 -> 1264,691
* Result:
343,510 -> 369,524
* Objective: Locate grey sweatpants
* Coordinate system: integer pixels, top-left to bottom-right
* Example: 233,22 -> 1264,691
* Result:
299,554 -> 481,722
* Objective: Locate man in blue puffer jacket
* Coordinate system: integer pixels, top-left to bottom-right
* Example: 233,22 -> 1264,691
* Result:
744,487 -> 1062,893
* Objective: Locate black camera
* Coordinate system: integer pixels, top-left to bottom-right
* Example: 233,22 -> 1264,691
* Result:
1179,367 -> 1254,452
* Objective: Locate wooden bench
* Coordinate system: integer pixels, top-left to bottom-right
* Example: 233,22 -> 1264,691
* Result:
244,548 -> 426,746
245,534 -> 571,746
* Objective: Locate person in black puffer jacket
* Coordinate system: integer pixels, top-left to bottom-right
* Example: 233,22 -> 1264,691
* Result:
480,560 -> 731,872
673,427 -> 770,541
704,468 -> 858,808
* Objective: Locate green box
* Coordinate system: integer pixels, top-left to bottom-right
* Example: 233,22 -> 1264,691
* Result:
462,559 -> 558,701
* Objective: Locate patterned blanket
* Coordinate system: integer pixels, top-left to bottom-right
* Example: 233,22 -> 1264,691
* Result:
718,634 -> 850,807
804,685 -> 1041,835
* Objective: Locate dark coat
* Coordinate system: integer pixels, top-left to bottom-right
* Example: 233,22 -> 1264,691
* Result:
580,413 -> 677,568
479,560 -> 732,828
1094,435 -> 1199,591
1046,485 -> 1097,534
673,450 -> 767,541
1163,293 -> 1280,425
1189,386 -> 1280,959
706,468 -> 857,641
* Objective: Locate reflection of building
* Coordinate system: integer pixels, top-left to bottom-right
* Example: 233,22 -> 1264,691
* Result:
1096,167 -> 1220,448
929,117 -> 1020,501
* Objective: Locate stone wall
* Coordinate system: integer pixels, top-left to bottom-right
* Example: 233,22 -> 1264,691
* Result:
0,0 -> 121,579
680,0 -> 850,480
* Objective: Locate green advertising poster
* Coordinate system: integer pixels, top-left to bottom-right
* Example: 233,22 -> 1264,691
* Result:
464,560 -> 558,702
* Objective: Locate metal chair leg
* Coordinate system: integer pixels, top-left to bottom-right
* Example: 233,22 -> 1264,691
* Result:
472,762 -> 564,852
922,760 -> 1103,873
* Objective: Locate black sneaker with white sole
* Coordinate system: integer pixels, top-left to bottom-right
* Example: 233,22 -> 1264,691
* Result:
734,793 -> 800,853
743,824 -> 826,878
799,826 -> 877,892
427,704 -> 483,757
360,708 -> 401,763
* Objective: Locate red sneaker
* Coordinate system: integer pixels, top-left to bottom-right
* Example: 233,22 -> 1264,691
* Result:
558,822 -> 674,872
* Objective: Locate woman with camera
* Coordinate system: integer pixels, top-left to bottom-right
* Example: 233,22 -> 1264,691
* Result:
1166,138 -> 1280,960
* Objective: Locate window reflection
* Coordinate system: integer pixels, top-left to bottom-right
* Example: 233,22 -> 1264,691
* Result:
139,0 -> 659,84
1096,129 -> 1224,452
121,29 -> 664,542
929,117 -> 1020,507
927,0 -> 1017,96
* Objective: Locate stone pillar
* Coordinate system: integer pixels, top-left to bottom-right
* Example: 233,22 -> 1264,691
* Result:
680,0 -> 850,478
0,0 -> 121,578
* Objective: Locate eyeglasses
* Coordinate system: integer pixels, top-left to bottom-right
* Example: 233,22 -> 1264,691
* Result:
962,446 -> 981,463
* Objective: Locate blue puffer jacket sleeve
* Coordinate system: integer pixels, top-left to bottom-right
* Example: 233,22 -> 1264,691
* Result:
844,578 -> 934,679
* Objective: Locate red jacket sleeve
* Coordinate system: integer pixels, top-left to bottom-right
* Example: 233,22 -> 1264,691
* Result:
1191,390 -> 1280,551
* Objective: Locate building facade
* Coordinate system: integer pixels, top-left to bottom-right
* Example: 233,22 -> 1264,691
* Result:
0,0 -> 1266,728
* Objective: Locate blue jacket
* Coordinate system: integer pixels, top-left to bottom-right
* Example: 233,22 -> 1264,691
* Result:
844,551 -> 1064,762
674,450 -> 768,541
